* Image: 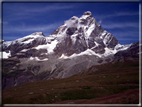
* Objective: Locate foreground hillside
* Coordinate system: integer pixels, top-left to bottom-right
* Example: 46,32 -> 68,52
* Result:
3,60 -> 139,104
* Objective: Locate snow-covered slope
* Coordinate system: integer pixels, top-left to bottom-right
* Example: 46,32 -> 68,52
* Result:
2,32 -> 47,57
3,32 -> 45,48
58,43 -> 132,60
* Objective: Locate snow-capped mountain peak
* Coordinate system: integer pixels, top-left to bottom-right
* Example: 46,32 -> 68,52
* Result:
2,11 -> 132,59
2,32 -> 46,57
45,11 -> 119,56
2,11 -> 130,59
30,32 -> 45,37
82,11 -> 92,17
3,32 -> 45,47
2,11 -> 140,89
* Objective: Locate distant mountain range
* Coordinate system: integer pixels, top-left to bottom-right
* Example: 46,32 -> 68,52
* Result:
1,11 -> 141,89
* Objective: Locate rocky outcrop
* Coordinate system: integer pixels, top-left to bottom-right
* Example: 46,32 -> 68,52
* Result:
3,32 -> 47,57
113,41 -> 140,62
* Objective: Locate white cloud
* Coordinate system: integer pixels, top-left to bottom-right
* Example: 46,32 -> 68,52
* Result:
94,11 -> 139,20
24,5 -> 74,13
117,38 -> 138,41
3,3 -> 76,22
98,19 -> 102,25
3,36 -> 21,41
3,22 -> 62,40
3,22 -> 62,36
0,20 -> 8,24
106,12 -> 138,18
64,19 -> 78,28
4,3 -> 75,16
102,22 -> 138,29
110,29 -> 139,44
16,23 -> 60,32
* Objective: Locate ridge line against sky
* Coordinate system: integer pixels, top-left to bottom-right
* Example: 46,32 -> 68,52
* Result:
1,1 -> 140,45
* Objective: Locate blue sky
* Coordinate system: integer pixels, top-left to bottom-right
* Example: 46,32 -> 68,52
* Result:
2,1 -> 140,44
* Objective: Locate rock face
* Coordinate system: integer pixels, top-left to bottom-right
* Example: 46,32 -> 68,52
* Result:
1,11 -> 140,89
113,41 -> 140,62
3,32 -> 47,58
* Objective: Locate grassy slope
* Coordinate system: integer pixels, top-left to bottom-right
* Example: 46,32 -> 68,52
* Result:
3,60 -> 139,104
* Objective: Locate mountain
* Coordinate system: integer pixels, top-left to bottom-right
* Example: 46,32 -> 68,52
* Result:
1,11 -> 140,89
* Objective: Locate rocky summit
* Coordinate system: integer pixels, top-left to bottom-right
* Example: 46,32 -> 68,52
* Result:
1,11 -> 140,89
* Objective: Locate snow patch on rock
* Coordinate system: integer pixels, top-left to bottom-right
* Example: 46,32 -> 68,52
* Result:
29,57 -> 48,61
34,40 -> 58,53
1,51 -> 11,59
